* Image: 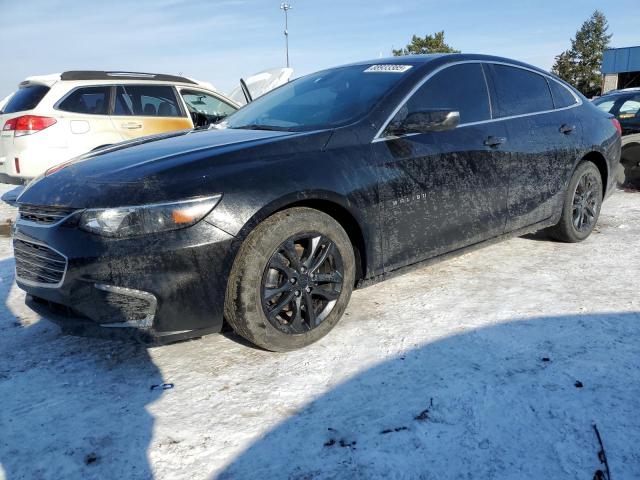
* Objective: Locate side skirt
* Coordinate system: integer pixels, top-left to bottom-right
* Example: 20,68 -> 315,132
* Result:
356,216 -> 558,289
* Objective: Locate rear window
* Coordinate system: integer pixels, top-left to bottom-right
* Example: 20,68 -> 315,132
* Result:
593,97 -> 616,113
490,64 -> 554,117
3,84 -> 50,114
57,86 -> 110,115
113,85 -> 182,117
548,79 -> 577,109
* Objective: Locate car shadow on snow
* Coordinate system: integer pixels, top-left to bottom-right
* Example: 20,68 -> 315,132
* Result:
216,311 -> 640,479
0,258 -> 164,480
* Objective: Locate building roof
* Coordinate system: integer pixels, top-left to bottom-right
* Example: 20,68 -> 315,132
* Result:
602,46 -> 640,74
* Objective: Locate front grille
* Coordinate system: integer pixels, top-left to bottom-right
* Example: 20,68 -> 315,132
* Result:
19,204 -> 76,224
14,239 -> 67,286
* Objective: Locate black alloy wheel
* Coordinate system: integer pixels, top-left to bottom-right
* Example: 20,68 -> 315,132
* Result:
572,171 -> 599,233
546,160 -> 602,243
224,207 -> 355,351
261,234 -> 344,334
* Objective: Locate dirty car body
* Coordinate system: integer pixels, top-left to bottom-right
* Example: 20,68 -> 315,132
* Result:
14,54 -> 620,343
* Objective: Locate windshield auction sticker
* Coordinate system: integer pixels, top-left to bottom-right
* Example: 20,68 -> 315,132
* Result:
364,65 -> 413,73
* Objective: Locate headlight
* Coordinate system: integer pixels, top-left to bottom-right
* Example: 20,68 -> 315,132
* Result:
79,195 -> 222,237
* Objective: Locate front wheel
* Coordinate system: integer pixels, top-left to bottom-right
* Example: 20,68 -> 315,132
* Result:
546,160 -> 603,242
224,207 -> 355,351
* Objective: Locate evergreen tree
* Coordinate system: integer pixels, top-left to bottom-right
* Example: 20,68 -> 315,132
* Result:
393,32 -> 460,56
552,10 -> 612,97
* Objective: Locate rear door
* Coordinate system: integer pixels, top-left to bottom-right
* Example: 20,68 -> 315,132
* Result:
485,64 -> 583,231
375,62 -> 510,270
109,84 -> 192,140
54,85 -> 120,154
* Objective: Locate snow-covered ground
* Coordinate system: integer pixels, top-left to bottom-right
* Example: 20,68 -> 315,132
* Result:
1,189 -> 639,480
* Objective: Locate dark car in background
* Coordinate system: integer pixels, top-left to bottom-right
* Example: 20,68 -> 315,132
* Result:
593,88 -> 640,187
14,54 -> 620,351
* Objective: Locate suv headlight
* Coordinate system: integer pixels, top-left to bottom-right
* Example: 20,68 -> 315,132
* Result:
79,195 -> 222,237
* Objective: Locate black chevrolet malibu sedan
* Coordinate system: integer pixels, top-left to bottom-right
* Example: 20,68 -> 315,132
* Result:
14,54 -> 621,351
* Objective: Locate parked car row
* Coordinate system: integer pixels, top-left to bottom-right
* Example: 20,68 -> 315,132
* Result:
0,69 -> 291,184
593,87 -> 640,187
13,54 -> 621,351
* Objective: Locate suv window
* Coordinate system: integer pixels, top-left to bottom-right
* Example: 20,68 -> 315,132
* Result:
58,86 -> 110,115
113,85 -> 182,117
548,79 -> 577,109
490,64 -> 554,117
180,90 -> 236,118
3,85 -> 50,114
401,63 -> 490,124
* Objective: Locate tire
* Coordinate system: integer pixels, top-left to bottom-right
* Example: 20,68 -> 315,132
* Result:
546,160 -> 603,242
224,207 -> 355,351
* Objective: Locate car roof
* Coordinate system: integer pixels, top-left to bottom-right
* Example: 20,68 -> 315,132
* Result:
337,53 -> 556,76
59,71 -> 198,84
597,88 -> 640,99
18,72 -> 223,94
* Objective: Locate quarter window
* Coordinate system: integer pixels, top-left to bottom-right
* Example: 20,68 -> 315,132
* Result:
401,63 -> 491,124
58,86 -> 110,115
548,79 -> 577,109
490,64 -> 554,117
113,85 -> 182,117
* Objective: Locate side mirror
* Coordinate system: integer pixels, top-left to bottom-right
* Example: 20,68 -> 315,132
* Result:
386,109 -> 460,136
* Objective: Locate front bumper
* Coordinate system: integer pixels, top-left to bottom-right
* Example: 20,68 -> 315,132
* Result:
14,216 -> 236,340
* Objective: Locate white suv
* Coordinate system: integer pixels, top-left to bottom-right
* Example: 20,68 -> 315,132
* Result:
0,71 -> 246,184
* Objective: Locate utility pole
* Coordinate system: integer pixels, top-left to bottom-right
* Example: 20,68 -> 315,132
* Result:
280,3 -> 292,68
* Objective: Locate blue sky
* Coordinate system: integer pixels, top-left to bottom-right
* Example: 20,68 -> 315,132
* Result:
0,0 -> 638,99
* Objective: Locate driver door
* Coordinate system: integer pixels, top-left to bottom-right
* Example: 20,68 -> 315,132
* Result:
177,89 -> 237,128
374,62 -> 510,271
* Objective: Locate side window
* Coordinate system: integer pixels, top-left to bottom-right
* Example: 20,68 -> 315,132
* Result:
490,64 -> 554,117
548,79 -> 578,109
180,90 -> 236,118
401,63 -> 491,124
113,85 -> 182,117
58,86 -> 110,115
619,95 -> 640,117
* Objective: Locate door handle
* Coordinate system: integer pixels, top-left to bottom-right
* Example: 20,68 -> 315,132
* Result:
122,122 -> 142,130
559,124 -> 575,134
483,136 -> 507,148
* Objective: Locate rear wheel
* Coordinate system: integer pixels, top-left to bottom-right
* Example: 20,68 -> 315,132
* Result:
546,160 -> 602,242
224,207 -> 355,351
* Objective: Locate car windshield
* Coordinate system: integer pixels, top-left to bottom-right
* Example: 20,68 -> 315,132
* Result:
223,64 -> 412,131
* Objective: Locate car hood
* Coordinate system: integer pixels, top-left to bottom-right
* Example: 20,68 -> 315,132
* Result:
18,127 -> 332,208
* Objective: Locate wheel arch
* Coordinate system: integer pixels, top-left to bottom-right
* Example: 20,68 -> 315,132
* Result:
580,151 -> 609,196
231,192 -> 370,285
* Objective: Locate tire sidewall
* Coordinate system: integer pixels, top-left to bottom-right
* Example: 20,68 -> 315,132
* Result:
225,208 -> 355,351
